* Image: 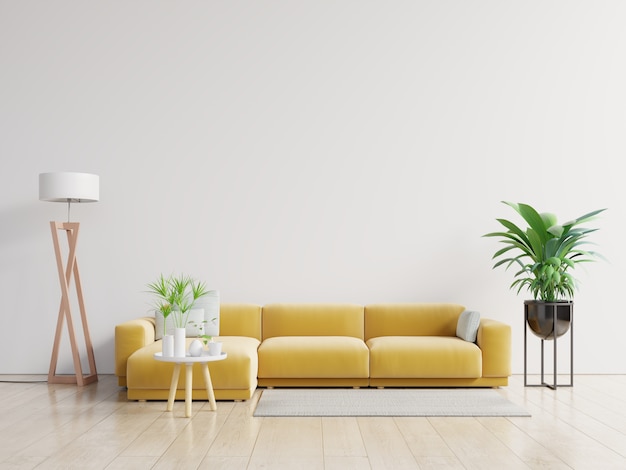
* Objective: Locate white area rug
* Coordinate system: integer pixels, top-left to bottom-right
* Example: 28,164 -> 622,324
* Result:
253,388 -> 530,417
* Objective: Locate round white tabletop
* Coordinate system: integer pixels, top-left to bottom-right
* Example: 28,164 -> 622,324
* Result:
154,351 -> 227,363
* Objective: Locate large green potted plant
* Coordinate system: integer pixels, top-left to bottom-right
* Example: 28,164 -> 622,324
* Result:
484,201 -> 605,339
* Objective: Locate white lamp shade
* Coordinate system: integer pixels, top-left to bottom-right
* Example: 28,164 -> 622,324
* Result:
39,172 -> 99,203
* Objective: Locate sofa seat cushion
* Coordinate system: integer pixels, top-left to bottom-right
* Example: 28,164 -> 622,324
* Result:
258,336 -> 369,379
367,336 -> 482,379
126,336 -> 260,393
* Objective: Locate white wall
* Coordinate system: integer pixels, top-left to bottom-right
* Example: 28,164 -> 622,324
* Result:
1,1 -> 624,375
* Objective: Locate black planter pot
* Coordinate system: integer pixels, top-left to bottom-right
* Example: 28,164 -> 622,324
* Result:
524,300 -> 572,340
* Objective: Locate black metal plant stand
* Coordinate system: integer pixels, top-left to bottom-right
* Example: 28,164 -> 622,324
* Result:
524,302 -> 573,389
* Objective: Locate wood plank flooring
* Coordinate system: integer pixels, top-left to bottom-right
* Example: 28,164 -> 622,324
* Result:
1,375 -> 625,469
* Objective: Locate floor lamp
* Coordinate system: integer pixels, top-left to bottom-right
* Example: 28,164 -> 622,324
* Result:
39,172 -> 99,386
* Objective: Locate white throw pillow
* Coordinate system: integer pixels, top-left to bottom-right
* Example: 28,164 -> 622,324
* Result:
456,310 -> 481,342
194,290 -> 220,337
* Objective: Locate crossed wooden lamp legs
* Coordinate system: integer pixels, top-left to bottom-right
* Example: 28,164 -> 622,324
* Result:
48,221 -> 98,386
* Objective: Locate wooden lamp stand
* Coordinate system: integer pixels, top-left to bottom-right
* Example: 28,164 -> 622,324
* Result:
39,172 -> 100,386
47,221 -> 98,386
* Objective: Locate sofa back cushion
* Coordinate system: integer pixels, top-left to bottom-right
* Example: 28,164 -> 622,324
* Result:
365,303 -> 465,341
262,303 -> 365,340
219,303 -> 263,341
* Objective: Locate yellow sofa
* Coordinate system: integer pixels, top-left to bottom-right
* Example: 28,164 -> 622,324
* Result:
114,302 -> 511,401
116,303 -> 262,401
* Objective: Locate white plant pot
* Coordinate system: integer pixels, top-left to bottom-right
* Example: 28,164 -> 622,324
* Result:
174,327 -> 186,357
162,334 -> 174,357
208,341 -> 222,356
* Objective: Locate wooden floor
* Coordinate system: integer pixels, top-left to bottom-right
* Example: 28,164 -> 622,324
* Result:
1,375 -> 625,469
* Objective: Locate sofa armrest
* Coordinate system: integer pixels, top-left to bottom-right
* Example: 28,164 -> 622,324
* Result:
476,318 -> 511,378
115,317 -> 156,385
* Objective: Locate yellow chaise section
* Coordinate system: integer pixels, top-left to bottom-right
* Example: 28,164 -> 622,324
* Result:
116,303 -> 262,401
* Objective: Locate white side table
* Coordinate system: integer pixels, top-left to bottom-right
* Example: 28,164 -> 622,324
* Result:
154,351 -> 227,417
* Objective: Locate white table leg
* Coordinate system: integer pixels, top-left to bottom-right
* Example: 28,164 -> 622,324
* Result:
185,363 -> 193,417
154,353 -> 226,417
167,363 -> 181,412
202,364 -> 217,411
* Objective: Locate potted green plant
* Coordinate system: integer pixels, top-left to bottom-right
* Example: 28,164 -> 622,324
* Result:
484,201 -> 606,339
147,273 -> 209,357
